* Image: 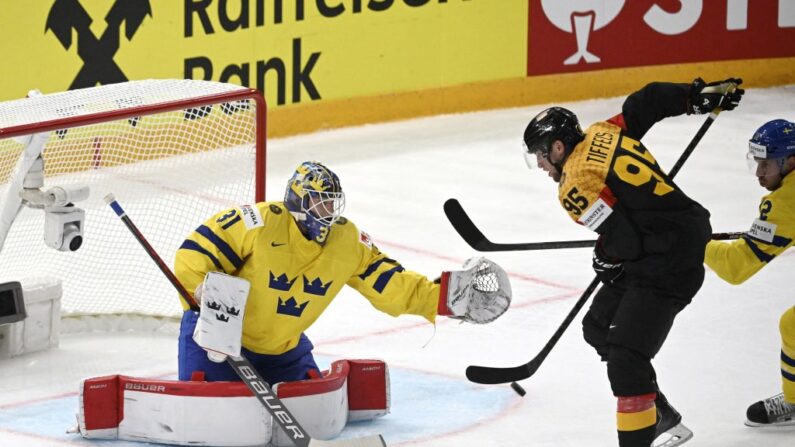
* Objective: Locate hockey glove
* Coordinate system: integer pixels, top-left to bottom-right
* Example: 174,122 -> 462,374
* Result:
688,77 -> 744,114
438,257 -> 511,324
592,247 -> 624,285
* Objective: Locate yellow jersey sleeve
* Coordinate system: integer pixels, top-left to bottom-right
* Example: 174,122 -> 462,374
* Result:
345,230 -> 440,323
174,203 -> 263,309
705,175 -> 795,284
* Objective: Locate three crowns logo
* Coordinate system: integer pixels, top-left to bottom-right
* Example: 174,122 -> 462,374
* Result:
269,272 -> 331,317
303,276 -> 332,296
277,297 -> 309,317
269,272 -> 297,291
207,301 -> 222,311
45,0 -> 152,89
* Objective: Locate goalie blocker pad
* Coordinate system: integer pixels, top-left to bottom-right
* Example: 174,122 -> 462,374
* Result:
192,271 -> 250,361
77,359 -> 389,446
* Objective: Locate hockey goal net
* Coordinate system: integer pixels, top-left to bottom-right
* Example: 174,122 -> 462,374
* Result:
0,80 -> 265,324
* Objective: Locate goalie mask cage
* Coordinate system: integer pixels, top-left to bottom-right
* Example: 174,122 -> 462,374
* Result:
0,80 -> 265,323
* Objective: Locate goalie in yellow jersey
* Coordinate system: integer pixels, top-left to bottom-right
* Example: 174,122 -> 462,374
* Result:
705,119 -> 795,427
174,161 -> 511,386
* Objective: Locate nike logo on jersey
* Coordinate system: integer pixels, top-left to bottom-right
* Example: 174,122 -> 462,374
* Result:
271,242 -> 286,247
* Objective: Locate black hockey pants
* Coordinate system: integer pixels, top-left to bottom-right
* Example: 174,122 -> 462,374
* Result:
581,266 -> 704,396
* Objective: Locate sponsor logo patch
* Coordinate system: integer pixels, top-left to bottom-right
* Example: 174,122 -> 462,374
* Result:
46,0 -> 152,89
748,218 -> 777,243
125,382 -> 166,393
748,142 -> 768,158
359,230 -> 373,248
239,204 -> 264,229
577,198 -> 613,231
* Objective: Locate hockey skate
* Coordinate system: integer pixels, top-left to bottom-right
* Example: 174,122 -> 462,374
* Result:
745,393 -> 795,427
652,393 -> 693,447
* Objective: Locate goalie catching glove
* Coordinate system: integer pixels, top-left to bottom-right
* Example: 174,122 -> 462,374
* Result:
437,257 -> 511,324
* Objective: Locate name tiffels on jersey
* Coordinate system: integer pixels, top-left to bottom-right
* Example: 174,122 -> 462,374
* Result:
749,218 -> 777,243
239,204 -> 264,229
586,131 -> 614,165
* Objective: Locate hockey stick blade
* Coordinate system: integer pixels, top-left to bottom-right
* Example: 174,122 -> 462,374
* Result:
467,276 -> 600,384
444,198 -> 596,251
446,198 -> 743,253
466,362 -> 534,385
443,198 -> 492,251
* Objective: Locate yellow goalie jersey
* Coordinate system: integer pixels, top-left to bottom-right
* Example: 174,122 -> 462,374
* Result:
175,202 -> 440,355
705,173 -> 795,284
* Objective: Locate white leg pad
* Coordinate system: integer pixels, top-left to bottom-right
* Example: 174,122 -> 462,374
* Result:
77,359 -> 390,447
78,375 -> 271,446
270,359 -> 390,446
272,360 -> 350,446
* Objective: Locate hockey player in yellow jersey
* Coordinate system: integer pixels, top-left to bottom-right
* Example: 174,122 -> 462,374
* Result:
521,78 -> 743,447
174,161 -> 511,386
705,119 -> 795,427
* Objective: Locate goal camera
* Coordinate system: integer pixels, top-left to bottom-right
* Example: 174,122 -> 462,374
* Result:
44,204 -> 85,252
42,186 -> 89,252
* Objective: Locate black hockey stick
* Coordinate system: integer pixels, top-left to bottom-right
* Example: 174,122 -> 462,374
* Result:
104,194 -> 387,447
465,109 -> 725,385
444,198 -> 743,252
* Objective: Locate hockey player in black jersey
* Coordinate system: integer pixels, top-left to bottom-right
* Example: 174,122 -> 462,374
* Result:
522,78 -> 743,447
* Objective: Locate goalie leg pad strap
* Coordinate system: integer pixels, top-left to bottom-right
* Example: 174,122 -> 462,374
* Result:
78,375 -> 271,446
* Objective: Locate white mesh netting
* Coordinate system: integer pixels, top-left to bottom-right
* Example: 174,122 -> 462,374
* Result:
0,80 -> 264,321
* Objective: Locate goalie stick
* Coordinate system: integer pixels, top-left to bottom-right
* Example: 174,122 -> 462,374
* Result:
444,198 -> 743,252
104,194 -> 387,447
464,108 -> 726,385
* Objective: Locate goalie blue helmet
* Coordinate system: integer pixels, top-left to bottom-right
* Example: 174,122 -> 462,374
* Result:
284,161 -> 345,245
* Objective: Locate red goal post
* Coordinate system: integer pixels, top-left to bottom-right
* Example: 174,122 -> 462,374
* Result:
0,80 -> 265,324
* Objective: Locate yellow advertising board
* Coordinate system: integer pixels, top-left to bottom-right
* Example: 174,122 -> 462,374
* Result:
2,1 -> 793,138
1,0 -> 528,109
